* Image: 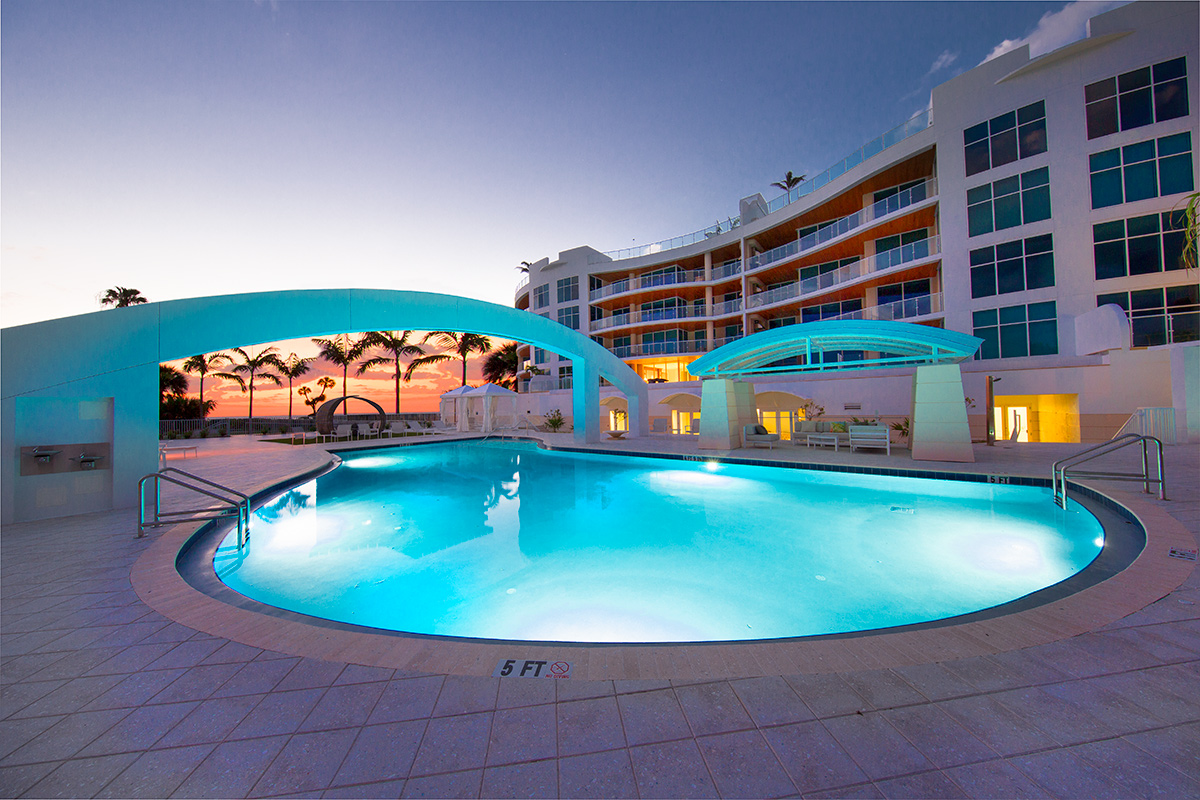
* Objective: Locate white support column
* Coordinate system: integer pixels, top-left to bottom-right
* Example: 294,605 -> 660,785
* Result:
911,364 -> 975,462
699,378 -> 758,450
572,358 -> 601,444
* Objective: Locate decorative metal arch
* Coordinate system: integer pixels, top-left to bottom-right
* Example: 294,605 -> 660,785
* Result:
314,395 -> 388,435
688,320 -> 983,377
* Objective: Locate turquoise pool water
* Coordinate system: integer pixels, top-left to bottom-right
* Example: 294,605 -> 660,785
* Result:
214,440 -> 1105,643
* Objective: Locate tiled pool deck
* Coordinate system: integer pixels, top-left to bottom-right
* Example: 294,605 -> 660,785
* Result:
2,433 -> 1197,798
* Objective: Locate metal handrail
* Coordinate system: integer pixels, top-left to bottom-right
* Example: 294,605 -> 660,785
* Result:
1051,434 -> 1166,509
138,468 -> 251,548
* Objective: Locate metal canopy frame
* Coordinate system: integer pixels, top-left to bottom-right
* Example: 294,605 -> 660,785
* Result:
688,320 -> 983,377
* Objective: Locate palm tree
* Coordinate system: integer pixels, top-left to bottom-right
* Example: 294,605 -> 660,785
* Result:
517,261 -> 533,274
100,287 -> 148,308
313,334 -> 368,401
182,352 -> 231,419
279,353 -> 314,424
422,332 -> 492,386
215,347 -> 285,424
482,342 -> 520,390
357,331 -> 427,414
159,364 -> 189,402
771,171 -> 806,202
298,376 -> 336,417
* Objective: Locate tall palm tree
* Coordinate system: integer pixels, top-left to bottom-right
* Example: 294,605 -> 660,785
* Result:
100,287 -> 148,308
313,334 -> 368,401
771,171 -> 806,201
422,332 -> 492,387
279,353 -> 314,424
182,352 -> 230,419
215,347 -> 285,424
482,342 -> 520,390
517,261 -> 533,274
159,364 -> 189,402
357,331 -> 427,414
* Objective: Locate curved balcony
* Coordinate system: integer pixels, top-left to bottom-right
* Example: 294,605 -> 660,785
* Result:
830,292 -> 944,322
589,267 -> 707,302
591,296 -> 744,332
748,177 -> 937,272
515,274 -> 530,295
745,236 -> 941,311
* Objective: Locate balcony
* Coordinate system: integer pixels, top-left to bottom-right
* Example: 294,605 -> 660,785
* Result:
712,259 -> 743,280
588,267 -> 707,301
745,236 -> 941,311
748,177 -> 937,272
591,303 -> 709,332
829,292 -> 944,322
515,274 -> 530,295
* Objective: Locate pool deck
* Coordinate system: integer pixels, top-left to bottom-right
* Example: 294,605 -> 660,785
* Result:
2,432 -> 1197,798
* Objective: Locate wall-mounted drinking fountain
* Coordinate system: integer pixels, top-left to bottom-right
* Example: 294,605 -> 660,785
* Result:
73,453 -> 105,470
29,447 -> 63,464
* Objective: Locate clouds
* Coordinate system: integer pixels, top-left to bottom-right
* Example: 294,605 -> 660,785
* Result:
926,49 -> 959,77
982,0 -> 1131,64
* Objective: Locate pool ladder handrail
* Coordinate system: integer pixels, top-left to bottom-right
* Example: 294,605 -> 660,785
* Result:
1051,433 -> 1166,509
138,468 -> 251,548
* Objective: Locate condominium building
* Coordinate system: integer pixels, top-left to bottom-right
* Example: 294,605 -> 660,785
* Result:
514,1 -> 1198,444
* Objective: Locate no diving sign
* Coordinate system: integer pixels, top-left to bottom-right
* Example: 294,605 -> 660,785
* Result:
493,659 -> 573,679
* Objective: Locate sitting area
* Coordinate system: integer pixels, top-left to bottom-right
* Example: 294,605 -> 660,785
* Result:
158,444 -> 198,462
742,424 -> 780,449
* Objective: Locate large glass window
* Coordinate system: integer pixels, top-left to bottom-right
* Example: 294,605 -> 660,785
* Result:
874,229 -> 930,269
556,276 -> 579,303
641,330 -> 681,355
1089,132 -> 1195,209
1098,285 -> 1199,346
1093,212 -> 1188,279
970,234 -> 1055,298
963,100 -> 1047,177
1085,57 -> 1189,139
973,302 -> 1058,359
532,283 -> 549,309
967,167 -> 1051,237
556,305 -> 579,330
640,297 -> 685,321
801,298 -> 862,323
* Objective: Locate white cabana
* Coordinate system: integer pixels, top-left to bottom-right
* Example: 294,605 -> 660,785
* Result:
464,383 -> 519,433
439,385 -> 474,429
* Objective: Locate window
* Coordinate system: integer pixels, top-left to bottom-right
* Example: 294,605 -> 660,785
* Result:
964,100 -> 1048,177
967,167 -> 1050,236
641,330 -> 681,355
1093,212 -> 1188,279
641,265 -> 686,288
1098,285 -> 1199,346
589,305 -> 604,322
533,347 -> 547,364
532,283 -> 549,309
801,298 -> 862,322
874,229 -> 930,269
1090,132 -> 1194,209
640,297 -> 685,321
767,317 -> 796,329
872,180 -> 925,203
723,324 -> 742,339
556,306 -> 579,330
1085,57 -> 1189,139
556,276 -> 579,303
611,336 -> 631,356
558,365 -> 573,389
970,234 -> 1055,298
973,302 -> 1057,359
799,257 -> 857,283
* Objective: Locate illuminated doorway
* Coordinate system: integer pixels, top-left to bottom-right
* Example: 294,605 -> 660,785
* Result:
994,394 -> 1079,443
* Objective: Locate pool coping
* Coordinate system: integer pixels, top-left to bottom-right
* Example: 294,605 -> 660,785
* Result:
130,437 -> 1197,680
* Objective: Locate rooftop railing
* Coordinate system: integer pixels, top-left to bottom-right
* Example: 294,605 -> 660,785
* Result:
765,110 -> 932,214
598,109 -> 932,263
747,177 -> 936,272
515,274 -> 530,294
603,217 -> 742,262
745,236 -> 941,310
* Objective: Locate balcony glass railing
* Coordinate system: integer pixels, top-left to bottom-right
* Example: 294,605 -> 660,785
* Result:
745,236 -> 940,310
830,292 -> 943,322
1127,305 -> 1199,347
748,177 -> 936,272
712,259 -> 742,280
591,304 -> 710,331
603,217 -> 742,262
589,278 -> 632,301
611,339 -> 711,358
639,268 -> 706,289
766,110 -> 932,213
711,297 -> 743,316
515,274 -> 530,294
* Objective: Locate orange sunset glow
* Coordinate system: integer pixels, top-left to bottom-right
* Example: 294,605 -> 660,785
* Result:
162,333 -> 515,418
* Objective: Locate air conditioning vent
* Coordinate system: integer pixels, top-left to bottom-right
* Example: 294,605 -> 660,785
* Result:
843,402 -> 862,411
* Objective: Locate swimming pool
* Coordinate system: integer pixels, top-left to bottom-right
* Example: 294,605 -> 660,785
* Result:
213,440 -> 1108,643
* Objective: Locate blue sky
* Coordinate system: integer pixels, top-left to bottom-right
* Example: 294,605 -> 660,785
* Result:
2,1 -> 1125,326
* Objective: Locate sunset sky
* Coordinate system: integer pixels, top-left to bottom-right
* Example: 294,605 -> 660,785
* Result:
4,1 -> 1128,413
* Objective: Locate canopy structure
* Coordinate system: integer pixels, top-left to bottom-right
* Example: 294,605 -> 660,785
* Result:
688,320 -> 983,377
463,384 -> 518,433
439,385 -> 474,428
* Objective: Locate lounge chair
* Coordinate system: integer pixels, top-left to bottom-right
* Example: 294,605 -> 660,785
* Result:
333,423 -> 354,441
849,425 -> 891,455
404,421 -> 435,435
384,421 -> 407,438
363,422 -> 381,439
743,424 -> 780,449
